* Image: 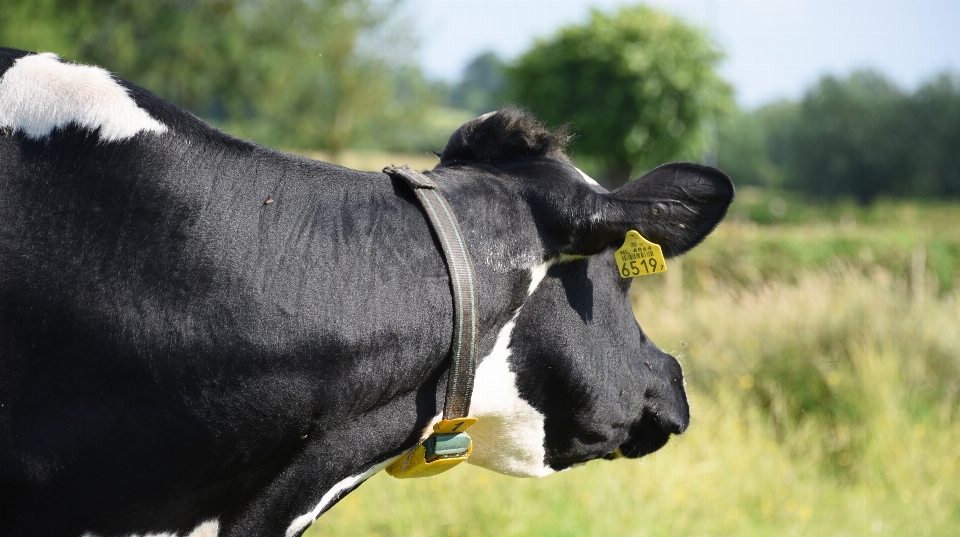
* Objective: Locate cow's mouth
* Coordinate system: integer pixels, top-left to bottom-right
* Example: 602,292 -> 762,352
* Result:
603,448 -> 626,460
607,409 -> 684,460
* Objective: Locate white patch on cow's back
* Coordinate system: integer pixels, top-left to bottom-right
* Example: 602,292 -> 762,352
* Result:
284,461 -> 389,537
80,518 -> 218,537
0,52 -> 167,142
466,261 -> 554,477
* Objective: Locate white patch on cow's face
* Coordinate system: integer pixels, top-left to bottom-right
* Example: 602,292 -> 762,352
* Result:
80,518 -> 218,537
284,461 -> 389,537
0,52 -> 167,142
466,261 -> 554,478
574,167 -> 601,187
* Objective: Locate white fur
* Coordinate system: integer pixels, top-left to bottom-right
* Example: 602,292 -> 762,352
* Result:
466,262 -> 554,477
284,462 -> 389,537
0,53 -> 167,142
80,519 -> 218,537
183,521 -> 219,537
527,262 -> 550,296
574,167 -> 601,187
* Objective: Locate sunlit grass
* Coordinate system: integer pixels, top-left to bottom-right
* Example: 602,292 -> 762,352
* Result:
307,260 -> 960,536
680,215 -> 960,292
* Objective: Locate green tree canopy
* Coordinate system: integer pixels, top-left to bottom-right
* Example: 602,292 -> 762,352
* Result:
0,0 -> 431,154
908,73 -> 960,197
715,69 -> 960,202
788,70 -> 911,202
508,5 -> 732,187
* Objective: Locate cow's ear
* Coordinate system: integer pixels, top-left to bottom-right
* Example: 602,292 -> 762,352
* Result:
573,163 -> 734,258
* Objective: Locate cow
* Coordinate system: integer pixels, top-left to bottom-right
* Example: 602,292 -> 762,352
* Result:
0,47 -> 734,537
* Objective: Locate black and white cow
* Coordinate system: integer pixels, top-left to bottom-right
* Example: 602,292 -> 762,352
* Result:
0,48 -> 734,537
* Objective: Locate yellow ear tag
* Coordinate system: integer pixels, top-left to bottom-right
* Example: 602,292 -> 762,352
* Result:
614,230 -> 667,278
386,418 -> 478,479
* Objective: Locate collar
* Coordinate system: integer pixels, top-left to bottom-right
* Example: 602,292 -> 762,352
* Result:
382,165 -> 479,478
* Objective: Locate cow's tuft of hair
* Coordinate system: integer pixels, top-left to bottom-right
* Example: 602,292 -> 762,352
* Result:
438,107 -> 570,166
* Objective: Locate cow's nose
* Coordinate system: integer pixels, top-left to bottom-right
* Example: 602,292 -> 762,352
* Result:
616,410 -> 677,458
616,350 -> 690,458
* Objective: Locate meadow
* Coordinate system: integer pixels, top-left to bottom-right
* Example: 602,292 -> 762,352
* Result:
305,154 -> 960,537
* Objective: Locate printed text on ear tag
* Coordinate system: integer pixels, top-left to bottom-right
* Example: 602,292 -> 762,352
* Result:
614,230 -> 667,278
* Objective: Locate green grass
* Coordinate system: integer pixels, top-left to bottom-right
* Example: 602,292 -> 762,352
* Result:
692,187 -> 960,291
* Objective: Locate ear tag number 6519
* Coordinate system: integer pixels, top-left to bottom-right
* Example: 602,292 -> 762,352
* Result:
614,230 -> 668,278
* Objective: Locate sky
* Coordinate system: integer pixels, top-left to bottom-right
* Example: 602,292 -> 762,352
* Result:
405,0 -> 960,109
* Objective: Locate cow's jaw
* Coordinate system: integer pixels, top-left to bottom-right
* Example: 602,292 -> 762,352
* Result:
466,262 -> 554,477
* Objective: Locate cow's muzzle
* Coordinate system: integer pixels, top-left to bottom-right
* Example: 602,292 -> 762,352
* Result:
613,408 -> 688,459
610,350 -> 690,459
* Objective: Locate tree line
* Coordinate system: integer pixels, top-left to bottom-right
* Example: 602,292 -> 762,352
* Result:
4,1 -> 959,200
718,70 -> 960,202
449,50 -> 960,200
438,7 -> 960,201
1,0 -> 447,156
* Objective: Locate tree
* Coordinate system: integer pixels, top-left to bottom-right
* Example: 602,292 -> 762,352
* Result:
508,5 -> 732,187
717,101 -> 798,188
0,0 -> 427,155
787,70 -> 910,202
449,51 -> 508,114
908,73 -> 960,197
714,69 -> 960,202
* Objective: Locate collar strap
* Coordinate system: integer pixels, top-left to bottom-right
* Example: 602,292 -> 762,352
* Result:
384,165 -> 479,420
383,165 -> 480,479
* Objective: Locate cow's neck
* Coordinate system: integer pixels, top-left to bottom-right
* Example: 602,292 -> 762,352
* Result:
137,142 -> 542,524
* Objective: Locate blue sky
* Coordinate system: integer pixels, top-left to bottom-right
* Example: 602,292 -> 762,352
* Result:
406,0 -> 960,108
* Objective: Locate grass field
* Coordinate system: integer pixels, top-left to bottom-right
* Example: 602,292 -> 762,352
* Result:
304,155 -> 960,536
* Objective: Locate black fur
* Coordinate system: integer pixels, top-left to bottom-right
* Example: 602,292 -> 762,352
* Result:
438,106 -> 571,165
0,48 -> 733,537
0,48 -> 30,77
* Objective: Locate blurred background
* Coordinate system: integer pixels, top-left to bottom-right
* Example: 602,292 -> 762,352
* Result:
3,0 -> 958,534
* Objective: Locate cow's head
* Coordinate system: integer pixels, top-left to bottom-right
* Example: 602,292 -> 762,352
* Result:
430,108 -> 733,476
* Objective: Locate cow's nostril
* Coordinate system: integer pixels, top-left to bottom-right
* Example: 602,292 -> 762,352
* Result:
618,408 -> 686,459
